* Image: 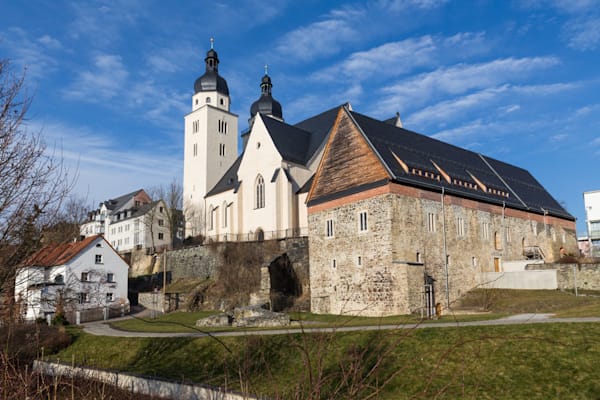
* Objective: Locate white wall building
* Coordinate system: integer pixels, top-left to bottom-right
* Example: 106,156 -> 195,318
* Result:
584,190 -> 600,256
183,43 -> 340,241
81,190 -> 173,253
15,235 -> 129,322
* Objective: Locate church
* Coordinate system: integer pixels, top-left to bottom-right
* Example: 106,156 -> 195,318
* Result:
183,43 -> 578,316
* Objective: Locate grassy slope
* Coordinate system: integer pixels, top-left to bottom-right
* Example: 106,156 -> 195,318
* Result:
56,323 -> 600,399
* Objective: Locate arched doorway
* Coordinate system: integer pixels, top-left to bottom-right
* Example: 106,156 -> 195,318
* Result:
255,228 -> 264,242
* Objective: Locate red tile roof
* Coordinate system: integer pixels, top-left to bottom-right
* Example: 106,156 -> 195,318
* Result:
22,235 -> 101,267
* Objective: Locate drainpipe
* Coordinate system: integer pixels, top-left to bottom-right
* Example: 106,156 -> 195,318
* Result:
441,187 -> 449,309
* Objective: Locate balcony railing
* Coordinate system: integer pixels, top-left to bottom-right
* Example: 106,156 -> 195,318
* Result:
205,227 -> 308,243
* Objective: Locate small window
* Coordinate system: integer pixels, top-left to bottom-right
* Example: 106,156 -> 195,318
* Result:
505,226 -> 511,243
220,98 -> 224,105
54,274 -> 64,284
160,206 -> 164,213
195,99 -> 198,105
158,219 -> 164,226
106,293 -> 113,302
416,252 -> 422,263
95,243 -> 102,248
494,232 -> 502,250
472,257 -> 478,268
427,213 -> 436,233
456,217 -> 465,236
95,254 -> 103,264
357,256 -> 362,266
358,211 -> 368,232
326,219 -> 334,238
206,96 -> 211,103
81,272 -> 88,282
107,273 -> 114,283
482,222 -> 490,240
158,232 -> 164,240
255,175 -> 265,209
332,259 -> 336,269
79,293 -> 88,304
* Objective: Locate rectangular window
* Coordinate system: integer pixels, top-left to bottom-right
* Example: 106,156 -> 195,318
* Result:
428,213 -> 436,232
416,252 -> 422,263
357,256 -> 362,266
457,217 -> 465,236
332,259 -> 336,268
158,232 -> 164,240
326,219 -> 334,238
358,211 -> 368,232
106,293 -> 113,302
107,273 -> 114,283
79,293 -> 88,304
159,206 -> 164,213
81,272 -> 88,282
193,143 -> 198,157
158,219 -> 164,226
482,222 -> 490,240
95,254 -> 103,264
505,226 -> 511,243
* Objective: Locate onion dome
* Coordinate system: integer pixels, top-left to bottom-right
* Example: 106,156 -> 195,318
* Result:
250,66 -> 283,120
194,39 -> 229,96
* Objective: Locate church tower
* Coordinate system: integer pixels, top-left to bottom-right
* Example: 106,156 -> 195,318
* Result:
183,39 -> 238,237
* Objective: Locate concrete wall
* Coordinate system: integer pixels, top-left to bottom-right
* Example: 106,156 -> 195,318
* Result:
479,271 -> 558,289
33,360 -> 255,400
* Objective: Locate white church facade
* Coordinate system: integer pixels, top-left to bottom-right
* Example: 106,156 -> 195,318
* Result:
183,43 -> 337,242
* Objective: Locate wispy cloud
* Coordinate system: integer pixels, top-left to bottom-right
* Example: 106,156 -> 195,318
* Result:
377,0 -> 449,12
0,27 -> 60,80
63,54 -> 129,100
563,16 -> 600,50
377,56 -> 560,112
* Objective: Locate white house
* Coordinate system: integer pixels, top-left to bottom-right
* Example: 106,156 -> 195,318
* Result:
15,235 -> 129,322
81,190 -> 173,253
584,190 -> 600,257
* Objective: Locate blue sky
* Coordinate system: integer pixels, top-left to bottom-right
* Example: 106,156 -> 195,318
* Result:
1,0 -> 599,234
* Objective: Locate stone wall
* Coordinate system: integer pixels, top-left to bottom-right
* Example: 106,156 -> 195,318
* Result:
309,185 -> 578,316
528,263 -> 600,291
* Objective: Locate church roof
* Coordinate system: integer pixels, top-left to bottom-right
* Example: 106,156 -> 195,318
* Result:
194,45 -> 229,96
308,107 -> 573,220
205,154 -> 243,197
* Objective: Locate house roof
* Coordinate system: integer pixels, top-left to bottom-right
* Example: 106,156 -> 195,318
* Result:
328,108 -> 572,220
102,189 -> 145,211
21,235 -> 102,267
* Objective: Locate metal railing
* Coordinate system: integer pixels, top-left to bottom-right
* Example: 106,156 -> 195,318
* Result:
205,227 -> 308,243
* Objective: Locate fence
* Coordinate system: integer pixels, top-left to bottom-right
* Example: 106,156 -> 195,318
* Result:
205,227 -> 308,243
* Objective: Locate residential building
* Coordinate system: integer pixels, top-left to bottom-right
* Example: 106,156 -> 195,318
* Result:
584,190 -> 600,257
14,235 -> 129,322
81,190 -> 173,253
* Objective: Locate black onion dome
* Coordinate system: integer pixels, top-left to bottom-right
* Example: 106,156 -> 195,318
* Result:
250,73 -> 283,119
193,46 -> 229,96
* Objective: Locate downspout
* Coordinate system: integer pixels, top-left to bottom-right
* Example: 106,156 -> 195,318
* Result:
442,187 -> 449,309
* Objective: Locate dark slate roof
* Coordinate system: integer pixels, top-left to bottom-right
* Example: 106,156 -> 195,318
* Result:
294,104 -> 343,161
347,110 -> 573,220
205,154 -> 243,197
262,117 -> 313,165
102,189 -> 144,211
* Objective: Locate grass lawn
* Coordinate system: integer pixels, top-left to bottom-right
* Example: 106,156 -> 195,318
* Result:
55,322 -> 600,399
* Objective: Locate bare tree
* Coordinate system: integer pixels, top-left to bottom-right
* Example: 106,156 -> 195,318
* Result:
0,59 -> 74,311
183,199 -> 205,242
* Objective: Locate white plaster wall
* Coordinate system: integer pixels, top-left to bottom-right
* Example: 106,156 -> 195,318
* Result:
238,115 -> 284,236
584,191 -> 600,222
205,189 -> 237,240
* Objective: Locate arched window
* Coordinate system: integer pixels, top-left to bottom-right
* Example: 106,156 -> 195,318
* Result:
255,175 -> 265,209
208,205 -> 214,230
222,201 -> 228,227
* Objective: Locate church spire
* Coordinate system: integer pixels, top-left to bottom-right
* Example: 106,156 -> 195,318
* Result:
250,65 -> 282,121
194,38 -> 229,96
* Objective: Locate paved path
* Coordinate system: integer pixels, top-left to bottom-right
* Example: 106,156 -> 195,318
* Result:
82,313 -> 600,338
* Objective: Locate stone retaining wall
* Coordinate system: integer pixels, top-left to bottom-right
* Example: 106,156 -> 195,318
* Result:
527,263 -> 600,291
33,360 -> 257,400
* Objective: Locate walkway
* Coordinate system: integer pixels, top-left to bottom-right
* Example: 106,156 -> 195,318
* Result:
82,312 -> 600,338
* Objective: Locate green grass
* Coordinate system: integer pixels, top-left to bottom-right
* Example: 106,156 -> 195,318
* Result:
55,322 -> 600,399
458,289 -> 600,317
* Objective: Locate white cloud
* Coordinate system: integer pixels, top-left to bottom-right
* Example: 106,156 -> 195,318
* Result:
550,133 -> 568,141
501,104 -> 521,114
0,27 -> 59,80
377,56 -> 560,112
377,0 -> 449,11
38,34 -> 62,49
63,54 -> 129,100
564,16 -> 600,50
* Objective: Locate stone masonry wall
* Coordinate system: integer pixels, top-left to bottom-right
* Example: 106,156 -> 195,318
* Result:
165,237 -> 309,295
528,263 -> 600,291
309,186 -> 578,316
